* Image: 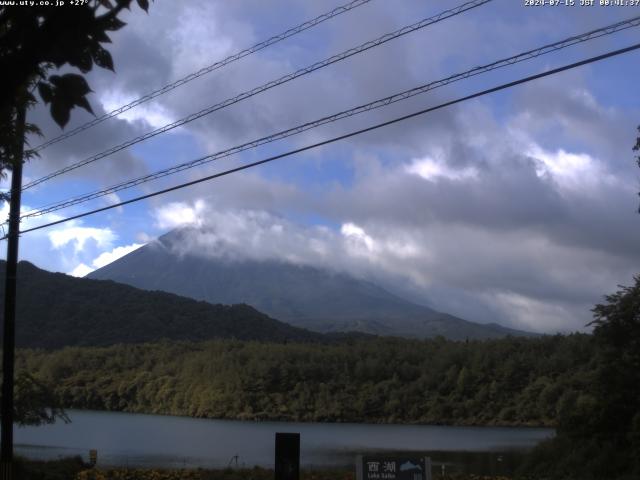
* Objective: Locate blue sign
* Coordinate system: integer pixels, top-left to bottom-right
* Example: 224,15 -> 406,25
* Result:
357,456 -> 432,480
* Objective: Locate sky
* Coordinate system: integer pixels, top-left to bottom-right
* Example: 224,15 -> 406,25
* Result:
3,0 -> 640,334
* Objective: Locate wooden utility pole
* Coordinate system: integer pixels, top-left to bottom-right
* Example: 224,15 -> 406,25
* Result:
1,102 -> 26,480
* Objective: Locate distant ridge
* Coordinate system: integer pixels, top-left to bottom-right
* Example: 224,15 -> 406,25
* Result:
88,228 -> 533,340
0,260 -> 323,349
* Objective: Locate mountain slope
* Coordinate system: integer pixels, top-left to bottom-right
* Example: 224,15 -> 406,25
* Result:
0,260 -> 322,349
88,228 -> 531,340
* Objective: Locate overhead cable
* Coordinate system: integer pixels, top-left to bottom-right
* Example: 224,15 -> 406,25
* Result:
11,42 -> 640,238
20,14 -> 640,219
29,0 -> 375,153
22,0 -> 492,191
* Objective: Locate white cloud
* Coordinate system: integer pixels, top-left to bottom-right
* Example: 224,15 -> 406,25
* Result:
69,263 -> 94,278
67,243 -> 145,277
341,222 -> 374,252
48,226 -> 116,253
104,192 -> 124,213
483,291 -> 581,334
153,199 -> 207,230
99,89 -> 176,129
406,157 -> 478,182
527,145 -> 614,191
92,243 -> 144,269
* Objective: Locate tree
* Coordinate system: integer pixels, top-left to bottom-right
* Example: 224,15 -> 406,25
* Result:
11,372 -> 68,427
635,125 -> 640,211
524,278 -> 640,479
1,2 -> 151,477
0,0 -> 150,178
588,276 -> 640,439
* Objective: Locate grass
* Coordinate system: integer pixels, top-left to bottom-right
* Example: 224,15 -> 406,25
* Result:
15,457 -> 520,480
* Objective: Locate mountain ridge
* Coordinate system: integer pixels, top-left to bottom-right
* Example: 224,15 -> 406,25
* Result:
0,260 -> 325,349
87,228 -> 533,340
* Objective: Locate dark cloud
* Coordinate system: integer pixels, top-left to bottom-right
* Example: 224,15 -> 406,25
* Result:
145,85 -> 639,333
24,84 -> 150,191
13,0 -> 640,334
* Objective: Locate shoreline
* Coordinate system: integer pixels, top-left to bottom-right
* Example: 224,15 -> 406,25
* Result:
56,407 -> 556,430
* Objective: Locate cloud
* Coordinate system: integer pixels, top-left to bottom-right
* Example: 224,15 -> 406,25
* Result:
7,0 -> 640,336
99,89 -> 177,129
146,78 -> 640,334
24,99 -> 150,188
103,192 -> 125,213
153,201 -> 418,277
1,202 -> 138,277
80,0 -> 639,170
91,243 -> 144,269
153,199 -> 207,230
48,226 -> 116,253
74,0 -> 498,160
406,156 -> 478,182
69,242 -> 145,277
341,223 -> 374,252
69,263 -> 94,278
159,199 -> 633,333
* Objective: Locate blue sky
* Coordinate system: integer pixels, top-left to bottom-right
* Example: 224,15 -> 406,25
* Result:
4,0 -> 640,333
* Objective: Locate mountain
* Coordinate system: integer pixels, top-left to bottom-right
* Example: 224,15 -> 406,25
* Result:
87,228 -> 532,340
0,260 -> 323,349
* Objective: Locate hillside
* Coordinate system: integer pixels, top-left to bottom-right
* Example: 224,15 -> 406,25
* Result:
18,334 -> 594,425
88,227 -> 532,340
0,261 -> 322,349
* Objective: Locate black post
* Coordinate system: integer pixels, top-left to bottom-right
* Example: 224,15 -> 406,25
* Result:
1,102 -> 26,480
274,432 -> 300,480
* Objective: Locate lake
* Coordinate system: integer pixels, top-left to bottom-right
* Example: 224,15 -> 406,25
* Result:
15,410 -> 553,471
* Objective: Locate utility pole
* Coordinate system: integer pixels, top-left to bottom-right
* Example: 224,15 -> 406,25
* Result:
1,101 -> 26,480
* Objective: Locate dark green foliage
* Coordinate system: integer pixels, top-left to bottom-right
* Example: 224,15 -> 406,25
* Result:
0,370 -> 67,426
635,126 -> 640,211
14,455 -> 86,480
522,277 -> 640,479
0,261 -> 323,348
18,334 -> 592,426
0,0 -> 150,177
42,74 -> 94,128
12,371 -> 68,426
581,276 -> 640,443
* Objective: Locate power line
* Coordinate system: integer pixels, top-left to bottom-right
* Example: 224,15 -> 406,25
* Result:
20,14 -> 640,220
11,42 -> 640,239
22,0 -> 492,191
29,0 -> 374,154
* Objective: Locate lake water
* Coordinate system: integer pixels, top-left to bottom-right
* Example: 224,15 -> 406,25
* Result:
15,410 -> 553,470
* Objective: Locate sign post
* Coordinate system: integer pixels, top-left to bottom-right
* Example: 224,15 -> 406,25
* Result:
275,432 -> 300,480
89,449 -> 97,467
356,455 -> 432,480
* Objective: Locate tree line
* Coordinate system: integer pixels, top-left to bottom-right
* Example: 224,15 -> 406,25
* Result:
18,333 -> 594,427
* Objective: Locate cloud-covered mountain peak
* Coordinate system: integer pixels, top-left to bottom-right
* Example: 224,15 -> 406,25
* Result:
88,226 -> 533,340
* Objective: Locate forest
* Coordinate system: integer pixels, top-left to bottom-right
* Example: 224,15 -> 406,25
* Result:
18,334 -> 593,427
